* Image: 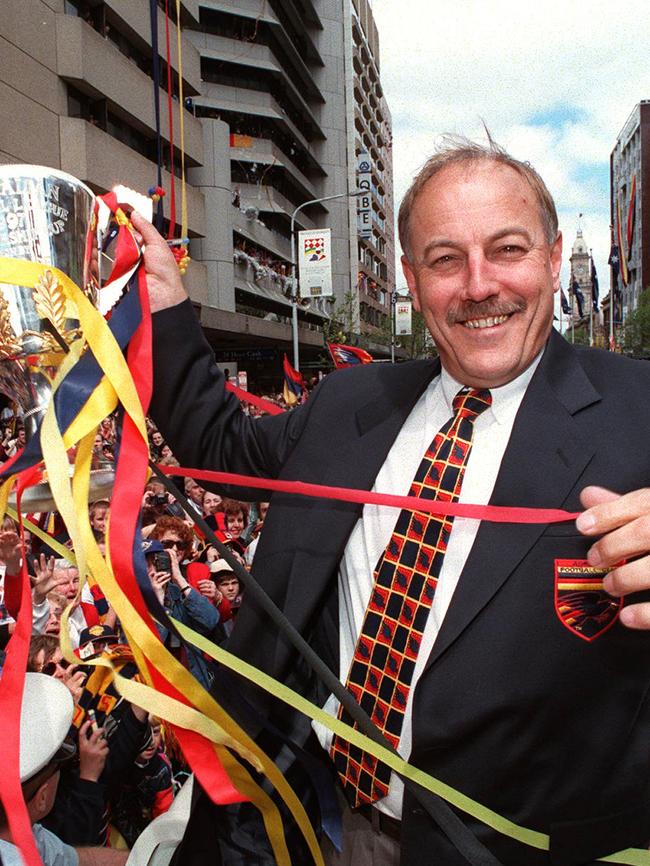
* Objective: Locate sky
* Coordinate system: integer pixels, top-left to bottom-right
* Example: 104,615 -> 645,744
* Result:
369,0 -> 650,317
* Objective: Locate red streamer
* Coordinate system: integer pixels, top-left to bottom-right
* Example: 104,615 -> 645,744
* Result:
0,468 -> 50,866
108,266 -> 245,805
158,465 -> 579,525
225,383 -> 284,416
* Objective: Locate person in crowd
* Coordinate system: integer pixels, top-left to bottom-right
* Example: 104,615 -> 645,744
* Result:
91,433 -> 106,468
0,673 -> 128,865
5,423 -> 26,457
141,480 -> 178,527
149,516 -> 196,564
57,626 -> 152,848
111,715 -> 174,847
143,538 -> 220,689
0,530 -> 66,635
209,560 -> 242,639
183,479 -> 205,515
1,422 -> 15,459
159,443 -> 175,462
220,499 -> 249,544
27,634 -> 87,704
243,501 -> 269,565
89,500 -> 110,536
203,491 -> 226,536
150,429 -> 165,460
45,590 -> 67,636
50,559 -> 107,649
100,417 -> 116,445
135,134 -> 650,866
26,634 -> 111,849
202,491 -> 222,518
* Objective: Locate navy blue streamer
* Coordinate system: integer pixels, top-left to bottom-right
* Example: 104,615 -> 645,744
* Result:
149,0 -> 164,232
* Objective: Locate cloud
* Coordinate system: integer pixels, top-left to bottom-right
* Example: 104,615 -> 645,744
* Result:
370,0 -> 650,291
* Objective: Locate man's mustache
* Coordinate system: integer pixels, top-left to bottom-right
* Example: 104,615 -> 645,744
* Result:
447,298 -> 527,325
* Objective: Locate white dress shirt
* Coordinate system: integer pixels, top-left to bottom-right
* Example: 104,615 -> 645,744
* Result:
313,355 -> 541,818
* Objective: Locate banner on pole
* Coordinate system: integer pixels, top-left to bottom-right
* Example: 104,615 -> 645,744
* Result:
357,153 -> 373,240
395,298 -> 412,335
298,229 -> 333,297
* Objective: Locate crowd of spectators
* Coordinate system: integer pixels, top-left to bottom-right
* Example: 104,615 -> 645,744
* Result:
0,408 -> 267,861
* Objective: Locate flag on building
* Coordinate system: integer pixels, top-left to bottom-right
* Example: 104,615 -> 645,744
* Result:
282,353 -> 304,406
590,256 -> 599,312
626,174 -> 637,252
327,343 -> 374,368
572,280 -> 584,318
560,288 -> 571,315
616,196 -> 630,286
608,243 -> 620,292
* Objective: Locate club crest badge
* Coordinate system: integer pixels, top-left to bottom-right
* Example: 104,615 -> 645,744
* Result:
554,559 -> 623,642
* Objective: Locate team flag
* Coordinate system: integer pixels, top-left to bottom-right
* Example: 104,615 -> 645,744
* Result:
283,353 -> 305,406
327,343 -> 374,369
608,243 -> 620,292
590,256 -> 599,312
616,196 -> 629,287
560,288 -> 571,315
572,280 -> 584,319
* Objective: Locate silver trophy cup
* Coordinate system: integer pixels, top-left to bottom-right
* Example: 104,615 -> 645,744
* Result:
0,165 -> 112,510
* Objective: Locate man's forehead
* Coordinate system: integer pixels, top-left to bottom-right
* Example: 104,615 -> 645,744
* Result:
410,161 -> 547,243
419,160 -> 532,209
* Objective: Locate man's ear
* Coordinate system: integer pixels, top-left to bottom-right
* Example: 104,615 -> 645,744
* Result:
551,231 -> 563,293
401,255 -> 421,312
29,780 -> 52,821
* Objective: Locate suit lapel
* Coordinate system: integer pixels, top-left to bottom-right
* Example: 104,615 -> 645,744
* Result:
424,332 -> 601,671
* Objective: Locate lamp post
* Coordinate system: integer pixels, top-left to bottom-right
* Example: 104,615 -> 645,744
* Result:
290,190 -> 361,371
390,287 -> 412,363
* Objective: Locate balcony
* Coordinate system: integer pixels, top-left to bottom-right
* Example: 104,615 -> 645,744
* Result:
237,183 -> 316,230
59,117 -> 206,236
56,15 -> 203,166
103,0 -> 201,93
230,137 -> 318,201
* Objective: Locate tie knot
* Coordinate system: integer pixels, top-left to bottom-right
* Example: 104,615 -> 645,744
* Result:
452,387 -> 492,421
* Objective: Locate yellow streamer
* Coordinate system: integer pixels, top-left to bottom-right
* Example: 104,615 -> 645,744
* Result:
2,252 -> 322,866
64,431 -> 310,865
6,509 -> 74,564
174,621 -> 650,865
175,0 -> 188,238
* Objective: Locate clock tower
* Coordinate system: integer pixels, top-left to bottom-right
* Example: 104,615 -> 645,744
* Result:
569,228 -> 592,319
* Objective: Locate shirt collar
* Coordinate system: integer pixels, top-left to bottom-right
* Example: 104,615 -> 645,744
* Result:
438,351 -> 543,425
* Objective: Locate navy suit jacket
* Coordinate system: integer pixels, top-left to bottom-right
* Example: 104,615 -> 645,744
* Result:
151,300 -> 650,866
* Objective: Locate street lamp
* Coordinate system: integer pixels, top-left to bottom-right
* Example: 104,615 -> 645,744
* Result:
290,190 -> 362,370
390,287 -> 412,363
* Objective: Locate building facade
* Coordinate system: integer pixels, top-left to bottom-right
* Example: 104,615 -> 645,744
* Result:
349,0 -> 395,342
1,0 -> 395,389
568,228 -> 593,320
610,101 -> 650,319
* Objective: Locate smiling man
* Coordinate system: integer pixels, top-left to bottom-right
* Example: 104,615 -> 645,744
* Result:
400,152 -> 562,389
136,136 -> 650,866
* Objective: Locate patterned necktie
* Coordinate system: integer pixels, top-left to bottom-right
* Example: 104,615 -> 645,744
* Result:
331,387 -> 492,806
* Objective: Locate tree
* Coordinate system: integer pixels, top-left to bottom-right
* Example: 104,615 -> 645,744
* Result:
623,287 -> 650,357
321,290 -> 359,346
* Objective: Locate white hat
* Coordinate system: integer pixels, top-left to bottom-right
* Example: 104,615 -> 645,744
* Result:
209,559 -> 235,576
20,673 -> 74,782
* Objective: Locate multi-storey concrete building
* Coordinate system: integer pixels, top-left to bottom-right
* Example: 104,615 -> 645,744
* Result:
1,0 -> 395,388
610,101 -> 650,319
349,0 -> 394,341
